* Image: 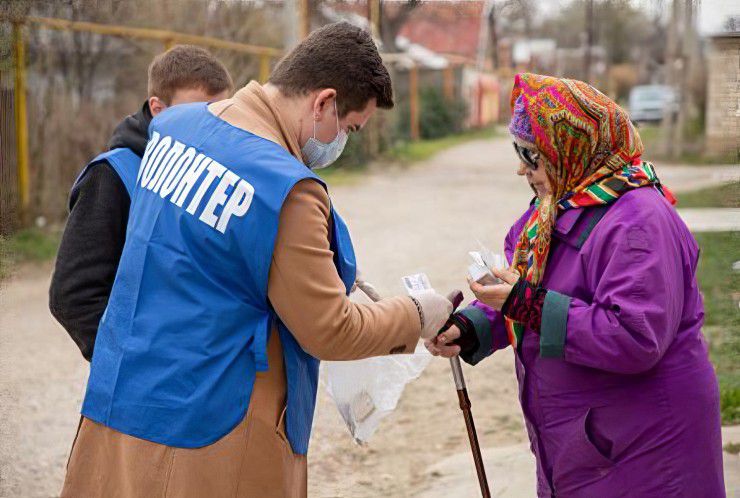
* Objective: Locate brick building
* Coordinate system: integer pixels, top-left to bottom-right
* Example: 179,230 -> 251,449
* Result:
705,32 -> 740,160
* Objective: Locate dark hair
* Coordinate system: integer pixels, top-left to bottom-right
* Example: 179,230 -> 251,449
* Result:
148,45 -> 233,104
268,22 -> 394,116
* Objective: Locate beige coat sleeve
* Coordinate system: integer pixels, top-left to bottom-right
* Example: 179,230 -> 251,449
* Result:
267,179 -> 421,360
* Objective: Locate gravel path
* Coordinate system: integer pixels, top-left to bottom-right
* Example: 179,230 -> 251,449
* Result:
675,208 -> 740,232
0,136 -> 736,497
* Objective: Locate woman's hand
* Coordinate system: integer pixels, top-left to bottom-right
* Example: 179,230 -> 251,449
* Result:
424,325 -> 462,358
469,267 -> 520,311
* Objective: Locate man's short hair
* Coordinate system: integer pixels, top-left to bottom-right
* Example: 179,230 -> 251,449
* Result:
148,45 -> 233,104
268,22 -> 394,116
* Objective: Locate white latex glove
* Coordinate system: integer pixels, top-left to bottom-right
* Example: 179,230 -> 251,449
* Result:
412,292 -> 454,340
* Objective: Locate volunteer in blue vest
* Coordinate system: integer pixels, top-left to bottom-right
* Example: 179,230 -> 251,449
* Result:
60,22 -> 455,498
49,45 -> 233,361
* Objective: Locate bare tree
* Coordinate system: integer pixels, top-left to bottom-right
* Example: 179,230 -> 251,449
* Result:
515,0 -> 534,38
583,0 -> 594,82
488,1 -> 499,69
673,0 -> 699,157
379,0 -> 421,53
660,0 -> 699,158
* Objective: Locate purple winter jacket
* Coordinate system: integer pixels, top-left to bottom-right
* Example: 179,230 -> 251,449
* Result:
460,187 -> 724,497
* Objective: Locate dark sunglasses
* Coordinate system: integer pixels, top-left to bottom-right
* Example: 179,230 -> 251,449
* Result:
513,142 -> 540,170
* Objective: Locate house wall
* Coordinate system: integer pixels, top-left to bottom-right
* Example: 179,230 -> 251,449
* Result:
705,36 -> 740,160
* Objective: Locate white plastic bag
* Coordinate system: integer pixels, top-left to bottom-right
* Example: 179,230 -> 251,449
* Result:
323,343 -> 431,444
323,286 -> 431,444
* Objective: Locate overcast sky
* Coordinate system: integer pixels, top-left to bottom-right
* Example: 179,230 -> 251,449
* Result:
696,0 -> 739,33
625,0 -> 737,34
538,0 -> 738,35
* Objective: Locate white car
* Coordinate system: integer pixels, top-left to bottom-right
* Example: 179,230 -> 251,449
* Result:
628,85 -> 678,124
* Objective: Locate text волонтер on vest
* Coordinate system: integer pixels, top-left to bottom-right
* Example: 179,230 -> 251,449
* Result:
138,131 -> 255,233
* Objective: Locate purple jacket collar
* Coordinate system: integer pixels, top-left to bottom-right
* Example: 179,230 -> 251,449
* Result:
554,208 -> 583,235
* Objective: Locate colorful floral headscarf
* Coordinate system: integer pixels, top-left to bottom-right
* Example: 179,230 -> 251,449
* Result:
505,73 -> 675,349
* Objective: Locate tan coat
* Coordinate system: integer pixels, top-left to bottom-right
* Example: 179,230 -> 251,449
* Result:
61,82 -> 421,498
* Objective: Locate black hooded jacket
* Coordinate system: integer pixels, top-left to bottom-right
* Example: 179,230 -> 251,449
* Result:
49,102 -> 153,361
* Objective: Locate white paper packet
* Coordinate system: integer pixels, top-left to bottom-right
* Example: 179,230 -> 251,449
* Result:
468,244 -> 505,284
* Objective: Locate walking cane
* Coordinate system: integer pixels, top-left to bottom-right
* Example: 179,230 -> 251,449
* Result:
356,283 -> 491,498
445,290 -> 491,498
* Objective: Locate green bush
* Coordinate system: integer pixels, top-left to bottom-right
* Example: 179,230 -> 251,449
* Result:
720,384 -> 740,425
418,87 -> 468,140
395,87 -> 469,141
332,132 -> 374,170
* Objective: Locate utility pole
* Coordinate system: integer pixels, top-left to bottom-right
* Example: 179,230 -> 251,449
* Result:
661,0 -> 682,157
674,0 -> 698,158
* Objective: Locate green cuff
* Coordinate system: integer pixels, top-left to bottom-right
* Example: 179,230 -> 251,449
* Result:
458,306 -> 492,365
540,290 -> 571,358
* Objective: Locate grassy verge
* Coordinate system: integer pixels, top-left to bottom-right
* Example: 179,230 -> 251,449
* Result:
678,181 -> 740,209
693,231 -> 740,424
316,166 -> 367,186
0,228 -> 61,279
386,125 -> 497,164
638,124 -> 737,165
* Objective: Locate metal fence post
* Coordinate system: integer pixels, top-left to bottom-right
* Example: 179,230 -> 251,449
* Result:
443,65 -> 455,100
368,0 -> 381,38
12,21 -> 30,224
299,0 -> 310,39
259,54 -> 271,83
409,65 -> 420,140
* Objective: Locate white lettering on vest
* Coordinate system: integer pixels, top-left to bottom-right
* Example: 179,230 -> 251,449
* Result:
137,131 -> 160,183
172,155 -> 210,207
200,170 -> 238,229
160,146 -> 196,199
140,135 -> 172,187
216,180 -> 255,233
148,141 -> 185,193
138,134 -> 256,233
186,160 -> 226,215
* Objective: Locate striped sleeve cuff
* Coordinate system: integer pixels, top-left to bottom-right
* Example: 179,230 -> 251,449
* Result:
540,290 -> 571,358
458,306 -> 493,365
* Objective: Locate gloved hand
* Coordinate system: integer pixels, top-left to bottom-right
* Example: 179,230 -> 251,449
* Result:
410,292 -> 455,340
426,312 -> 476,358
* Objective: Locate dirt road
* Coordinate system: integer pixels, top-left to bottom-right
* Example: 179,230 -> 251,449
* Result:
1,136 -> 737,497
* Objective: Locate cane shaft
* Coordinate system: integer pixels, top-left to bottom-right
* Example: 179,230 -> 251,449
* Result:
456,388 -> 490,497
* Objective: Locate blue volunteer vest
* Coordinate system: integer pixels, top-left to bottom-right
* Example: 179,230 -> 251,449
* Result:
73,147 -> 141,201
81,103 -> 356,455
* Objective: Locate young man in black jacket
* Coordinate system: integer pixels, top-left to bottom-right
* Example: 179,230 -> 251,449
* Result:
49,45 -> 233,361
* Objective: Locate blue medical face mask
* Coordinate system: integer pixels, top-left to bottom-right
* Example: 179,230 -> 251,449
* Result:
301,100 -> 348,170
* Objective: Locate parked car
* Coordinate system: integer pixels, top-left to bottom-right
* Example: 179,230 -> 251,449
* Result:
628,85 -> 678,124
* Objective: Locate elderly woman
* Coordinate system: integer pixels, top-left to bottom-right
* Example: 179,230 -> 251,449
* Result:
429,73 -> 724,497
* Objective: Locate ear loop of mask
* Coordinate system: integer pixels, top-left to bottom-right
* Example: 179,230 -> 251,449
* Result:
313,99 -> 341,141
